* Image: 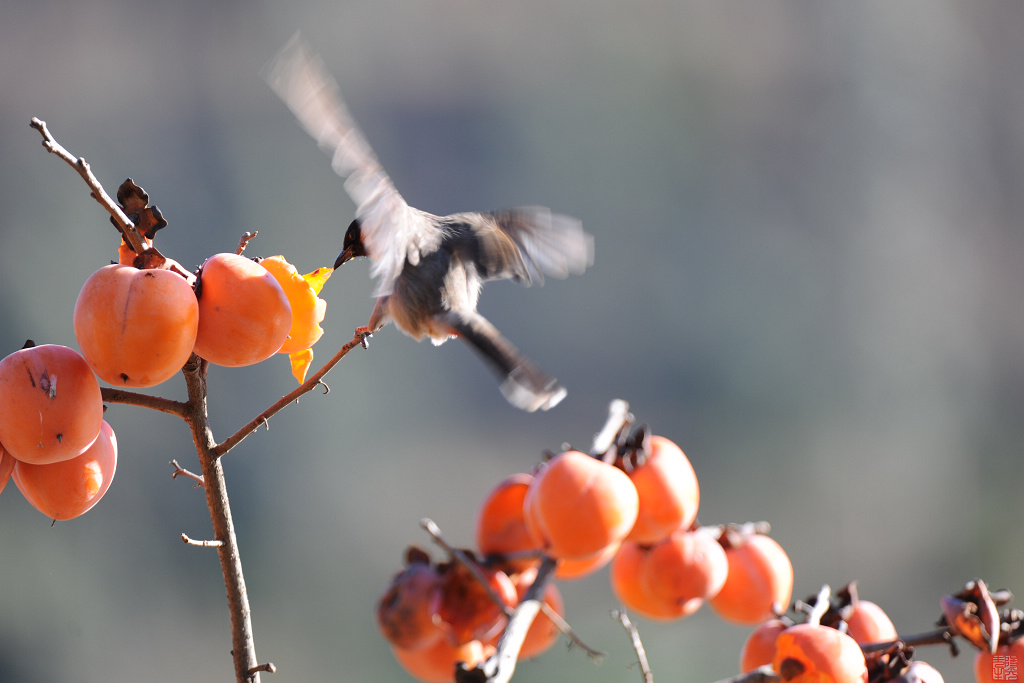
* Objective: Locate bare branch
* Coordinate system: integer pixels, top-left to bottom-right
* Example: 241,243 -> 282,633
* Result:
236,231 -> 259,255
590,398 -> 633,460
248,663 -> 277,676
612,609 -> 653,683
170,460 -> 205,487
421,518 -> 514,618
539,602 -> 605,661
29,117 -> 146,253
101,386 -> 189,418
180,354 -> 264,682
211,331 -> 365,457
459,556 -> 559,683
182,533 -> 224,548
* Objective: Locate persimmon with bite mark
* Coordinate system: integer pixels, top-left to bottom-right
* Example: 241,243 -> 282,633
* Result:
771,623 -> 867,683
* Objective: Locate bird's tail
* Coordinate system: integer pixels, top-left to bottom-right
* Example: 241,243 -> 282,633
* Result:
440,311 -> 567,412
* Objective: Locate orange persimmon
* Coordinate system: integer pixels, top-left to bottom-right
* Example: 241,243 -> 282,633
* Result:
192,253 -> 292,367
844,599 -> 897,644
710,532 -> 794,625
641,527 -> 728,613
0,344 -> 103,465
772,623 -> 867,683
0,443 -> 14,496
74,264 -> 198,387
392,638 -> 492,683
609,540 -> 698,621
13,420 -> 117,520
741,619 -> 790,673
474,473 -> 541,572
524,450 -> 638,561
623,435 -> 700,545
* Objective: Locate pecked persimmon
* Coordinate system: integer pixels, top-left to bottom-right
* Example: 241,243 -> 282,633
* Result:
740,619 -> 790,673
434,560 -> 517,646
772,623 -> 868,683
609,540 -> 698,621
192,253 -> 292,367
524,450 -> 639,561
474,473 -> 541,572
975,639 -> 1024,683
0,444 -> 14,496
623,435 -> 700,545
641,527 -> 728,614
392,637 -> 492,683
377,560 -> 444,651
844,599 -> 897,644
13,420 -> 117,520
0,344 -> 103,465
74,263 -> 199,387
259,256 -> 330,355
710,532 -> 794,625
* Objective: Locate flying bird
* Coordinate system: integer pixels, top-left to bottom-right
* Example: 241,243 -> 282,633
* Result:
263,33 -> 593,411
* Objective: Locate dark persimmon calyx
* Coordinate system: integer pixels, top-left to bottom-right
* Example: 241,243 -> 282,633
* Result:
115,178 -> 167,239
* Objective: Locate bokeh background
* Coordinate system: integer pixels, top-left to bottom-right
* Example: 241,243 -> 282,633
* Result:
2,2 -> 1023,681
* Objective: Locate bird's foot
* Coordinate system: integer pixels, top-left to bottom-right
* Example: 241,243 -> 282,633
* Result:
354,326 -> 373,349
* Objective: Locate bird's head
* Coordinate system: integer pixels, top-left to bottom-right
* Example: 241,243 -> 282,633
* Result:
334,219 -> 367,269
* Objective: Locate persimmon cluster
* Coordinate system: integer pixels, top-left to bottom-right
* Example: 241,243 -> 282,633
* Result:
0,183 -> 331,521
375,424 -> 793,682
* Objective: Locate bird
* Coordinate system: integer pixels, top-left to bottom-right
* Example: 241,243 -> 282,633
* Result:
263,33 -> 593,412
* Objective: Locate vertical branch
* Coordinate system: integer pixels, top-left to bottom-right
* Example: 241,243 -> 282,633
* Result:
181,354 -> 264,683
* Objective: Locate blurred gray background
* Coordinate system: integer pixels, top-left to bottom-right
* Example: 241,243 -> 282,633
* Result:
2,2 -> 1022,681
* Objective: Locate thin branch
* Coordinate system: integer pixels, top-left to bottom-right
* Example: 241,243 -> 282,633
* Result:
459,556 -> 560,683
236,231 -> 259,255
612,609 -> 653,683
248,663 -> 277,676
422,518 -> 513,617
211,331 -> 365,457
182,533 -> 224,548
860,627 -> 955,653
102,386 -> 189,418
539,601 -> 605,661
29,117 -> 146,253
170,460 -> 205,487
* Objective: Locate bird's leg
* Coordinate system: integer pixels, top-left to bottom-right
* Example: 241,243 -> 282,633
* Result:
355,297 -> 390,348
354,325 -> 373,349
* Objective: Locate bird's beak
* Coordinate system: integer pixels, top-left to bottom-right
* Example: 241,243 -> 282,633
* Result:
333,246 -> 357,270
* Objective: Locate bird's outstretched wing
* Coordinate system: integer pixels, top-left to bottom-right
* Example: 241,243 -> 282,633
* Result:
469,206 -> 594,285
262,32 -> 440,295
